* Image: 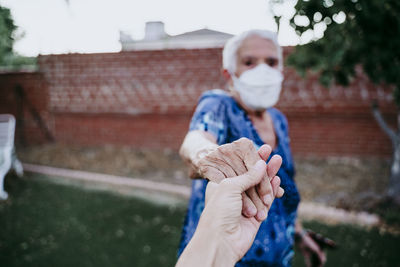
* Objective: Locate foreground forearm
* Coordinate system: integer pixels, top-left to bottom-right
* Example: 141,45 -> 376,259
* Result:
176,225 -> 236,267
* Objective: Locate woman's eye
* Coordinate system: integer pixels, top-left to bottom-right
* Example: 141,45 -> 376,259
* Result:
244,60 -> 253,66
266,58 -> 278,67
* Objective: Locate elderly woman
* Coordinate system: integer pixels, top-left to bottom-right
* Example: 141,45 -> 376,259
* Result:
177,30 -> 325,267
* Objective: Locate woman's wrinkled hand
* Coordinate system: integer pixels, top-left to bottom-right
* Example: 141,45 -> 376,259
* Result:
194,137 -> 284,221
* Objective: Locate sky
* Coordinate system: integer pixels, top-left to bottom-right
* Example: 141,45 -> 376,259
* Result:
0,0 -> 307,56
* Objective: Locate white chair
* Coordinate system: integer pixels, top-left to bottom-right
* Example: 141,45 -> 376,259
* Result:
0,114 -> 23,200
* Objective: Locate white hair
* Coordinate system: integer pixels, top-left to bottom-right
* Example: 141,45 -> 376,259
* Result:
222,29 -> 283,74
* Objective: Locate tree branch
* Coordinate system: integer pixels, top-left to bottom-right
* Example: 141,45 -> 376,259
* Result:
371,103 -> 397,145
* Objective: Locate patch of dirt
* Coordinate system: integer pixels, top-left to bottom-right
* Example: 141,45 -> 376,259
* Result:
295,156 -> 391,211
17,144 -> 394,214
18,144 -> 190,186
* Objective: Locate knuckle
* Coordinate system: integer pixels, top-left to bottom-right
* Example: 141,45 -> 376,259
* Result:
235,137 -> 252,147
218,143 -> 232,155
232,137 -> 247,148
199,165 -> 208,175
203,153 -> 223,165
258,184 -> 268,195
199,165 -> 212,175
197,156 -> 210,165
243,138 -> 253,147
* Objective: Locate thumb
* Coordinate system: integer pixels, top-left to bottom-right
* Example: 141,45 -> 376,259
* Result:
230,160 -> 266,192
205,182 -> 218,205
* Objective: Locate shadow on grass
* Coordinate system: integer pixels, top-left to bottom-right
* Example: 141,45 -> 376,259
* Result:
1,173 -> 400,267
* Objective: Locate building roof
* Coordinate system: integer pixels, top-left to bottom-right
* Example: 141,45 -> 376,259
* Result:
120,22 -> 233,51
172,28 -> 233,38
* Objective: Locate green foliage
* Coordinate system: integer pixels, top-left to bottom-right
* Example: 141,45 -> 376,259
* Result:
0,5 -> 16,63
287,0 -> 400,106
0,5 -> 36,69
0,53 -> 37,70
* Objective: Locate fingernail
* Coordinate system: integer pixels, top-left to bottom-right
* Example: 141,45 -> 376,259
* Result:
263,194 -> 272,205
248,206 -> 257,216
257,209 -> 267,220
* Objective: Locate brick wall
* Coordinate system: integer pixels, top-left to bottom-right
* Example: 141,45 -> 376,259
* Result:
38,49 -> 225,114
0,47 -> 396,157
53,113 -> 191,149
0,71 -> 51,145
287,111 -> 394,157
279,67 -> 395,157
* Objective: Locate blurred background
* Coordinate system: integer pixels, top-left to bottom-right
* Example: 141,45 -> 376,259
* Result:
0,0 -> 399,266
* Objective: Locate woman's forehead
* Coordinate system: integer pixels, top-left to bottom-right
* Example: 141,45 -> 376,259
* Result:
237,35 -> 278,59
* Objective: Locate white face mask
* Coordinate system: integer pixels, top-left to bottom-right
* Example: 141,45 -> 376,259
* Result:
231,63 -> 283,110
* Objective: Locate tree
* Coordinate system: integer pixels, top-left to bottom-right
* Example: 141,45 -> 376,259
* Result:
0,4 -> 35,69
0,5 -> 16,63
280,0 -> 400,203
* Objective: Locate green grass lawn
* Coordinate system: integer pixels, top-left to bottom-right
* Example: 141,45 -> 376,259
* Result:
1,173 -> 400,267
291,222 -> 400,267
0,174 -> 186,267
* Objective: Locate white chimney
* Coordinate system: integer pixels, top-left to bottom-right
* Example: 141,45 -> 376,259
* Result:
144,21 -> 166,41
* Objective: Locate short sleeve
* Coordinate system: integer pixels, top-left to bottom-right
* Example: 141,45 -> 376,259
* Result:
189,95 -> 228,145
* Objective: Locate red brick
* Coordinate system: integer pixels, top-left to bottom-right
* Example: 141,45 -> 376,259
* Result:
0,47 -> 396,157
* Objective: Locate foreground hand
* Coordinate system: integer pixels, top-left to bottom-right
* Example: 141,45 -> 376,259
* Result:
204,160 -> 282,260
195,137 -> 284,220
176,160 -> 283,267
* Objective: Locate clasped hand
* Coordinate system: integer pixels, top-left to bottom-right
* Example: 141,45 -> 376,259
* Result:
176,158 -> 283,267
194,137 -> 284,220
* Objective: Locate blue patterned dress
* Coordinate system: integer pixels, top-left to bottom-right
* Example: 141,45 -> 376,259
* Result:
178,89 -> 300,266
